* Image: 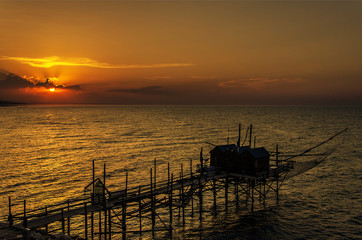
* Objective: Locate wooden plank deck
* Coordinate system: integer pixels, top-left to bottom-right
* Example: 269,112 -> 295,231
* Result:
13,164 -> 293,230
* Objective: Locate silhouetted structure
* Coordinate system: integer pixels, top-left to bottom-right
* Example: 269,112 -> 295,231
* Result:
210,145 -> 270,175
3,126 -> 348,240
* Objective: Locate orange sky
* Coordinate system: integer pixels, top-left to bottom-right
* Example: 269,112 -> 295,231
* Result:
0,1 -> 361,104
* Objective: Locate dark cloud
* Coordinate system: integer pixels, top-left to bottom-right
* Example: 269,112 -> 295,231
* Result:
33,78 -> 81,90
0,70 -> 81,90
0,71 -> 33,89
108,86 -> 170,95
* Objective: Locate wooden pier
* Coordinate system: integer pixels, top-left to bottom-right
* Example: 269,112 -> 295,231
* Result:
5,151 -> 294,239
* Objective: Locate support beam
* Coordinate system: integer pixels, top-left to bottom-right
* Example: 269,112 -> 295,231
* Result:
138,186 -> 142,238
84,203 -> 88,240
169,173 -> 173,239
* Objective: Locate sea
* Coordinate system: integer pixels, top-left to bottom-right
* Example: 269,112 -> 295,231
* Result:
0,105 -> 361,239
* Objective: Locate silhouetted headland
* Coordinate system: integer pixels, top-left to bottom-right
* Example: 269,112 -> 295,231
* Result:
0,100 -> 25,107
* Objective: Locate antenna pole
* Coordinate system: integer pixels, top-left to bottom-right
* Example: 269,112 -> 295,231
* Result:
249,124 -> 253,147
227,128 -> 229,145
237,123 -> 241,147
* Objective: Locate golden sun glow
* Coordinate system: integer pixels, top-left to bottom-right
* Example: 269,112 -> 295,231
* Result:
49,88 -> 55,92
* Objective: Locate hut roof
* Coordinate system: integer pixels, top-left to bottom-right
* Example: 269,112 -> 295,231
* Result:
211,144 -> 251,153
210,144 -> 238,153
248,147 -> 270,159
211,145 -> 269,159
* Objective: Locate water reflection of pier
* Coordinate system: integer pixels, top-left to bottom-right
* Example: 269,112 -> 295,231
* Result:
7,155 -> 293,239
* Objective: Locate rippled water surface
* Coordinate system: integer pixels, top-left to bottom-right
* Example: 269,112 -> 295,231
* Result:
0,105 -> 361,239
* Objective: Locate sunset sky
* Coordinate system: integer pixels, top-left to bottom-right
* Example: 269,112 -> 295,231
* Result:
0,1 -> 361,105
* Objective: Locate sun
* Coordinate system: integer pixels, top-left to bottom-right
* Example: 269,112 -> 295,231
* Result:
49,88 -> 55,92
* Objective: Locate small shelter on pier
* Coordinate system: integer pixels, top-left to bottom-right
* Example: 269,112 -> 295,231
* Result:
210,144 -> 270,175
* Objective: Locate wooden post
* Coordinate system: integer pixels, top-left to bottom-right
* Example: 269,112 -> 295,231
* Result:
104,196 -> 107,239
167,162 -> 170,193
259,181 -> 262,201
84,203 -> 88,240
45,206 -> 48,233
249,124 -> 253,147
108,209 -> 111,240
103,163 -> 106,187
246,180 -> 249,207
154,158 -> 157,190
122,196 -> 126,240
61,209 -> 65,234
179,171 -> 181,217
91,211 -> 94,240
125,171 -> 128,195
225,174 -> 228,211
190,158 -> 194,217
92,160 -> 95,202
8,197 -> 13,227
235,179 -> 239,208
276,144 -> 279,201
98,201 -> 102,240
91,160 -> 95,240
213,174 -> 217,214
67,200 -> 70,236
199,148 -> 203,221
263,179 -> 266,207
181,163 -> 185,227
251,180 -> 254,212
23,200 -> 27,228
122,172 -> 128,240
138,186 -> 142,237
150,168 -> 155,238
169,173 -> 173,238
237,123 -> 241,147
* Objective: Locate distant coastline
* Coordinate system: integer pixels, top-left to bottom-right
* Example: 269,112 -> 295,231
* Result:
0,100 -> 26,107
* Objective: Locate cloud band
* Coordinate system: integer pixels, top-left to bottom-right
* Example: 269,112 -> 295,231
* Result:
0,56 -> 193,69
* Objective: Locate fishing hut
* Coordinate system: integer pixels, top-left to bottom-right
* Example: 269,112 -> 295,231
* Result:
210,124 -> 270,175
2,126 -> 347,240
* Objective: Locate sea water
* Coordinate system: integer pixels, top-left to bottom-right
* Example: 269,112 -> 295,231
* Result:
0,105 -> 361,239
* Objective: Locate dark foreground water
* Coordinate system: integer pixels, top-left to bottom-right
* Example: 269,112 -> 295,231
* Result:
0,105 -> 361,239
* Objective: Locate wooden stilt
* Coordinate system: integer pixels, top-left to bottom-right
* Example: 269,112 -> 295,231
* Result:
122,196 -> 126,240
276,144 -> 280,201
181,163 -> 185,227
199,148 -> 203,221
103,164 -> 106,240
154,158 -> 157,190
246,180 -> 249,208
169,173 -> 173,239
104,198 -> 107,239
8,197 -> 13,227
98,203 -> 102,240
91,161 -> 95,240
190,158 -> 194,217
138,186 -> 142,237
45,206 -> 48,233
167,162 -> 170,193
251,180 -> 254,212
213,174 -> 217,214
92,160 -> 95,202
61,209 -> 65,234
235,180 -> 239,208
84,203 -> 88,240
263,179 -> 266,206
91,211 -> 94,240
225,174 -> 228,211
150,168 -> 155,238
179,171 -> 181,218
23,200 -> 27,228
108,209 -> 111,240
67,200 -> 70,236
